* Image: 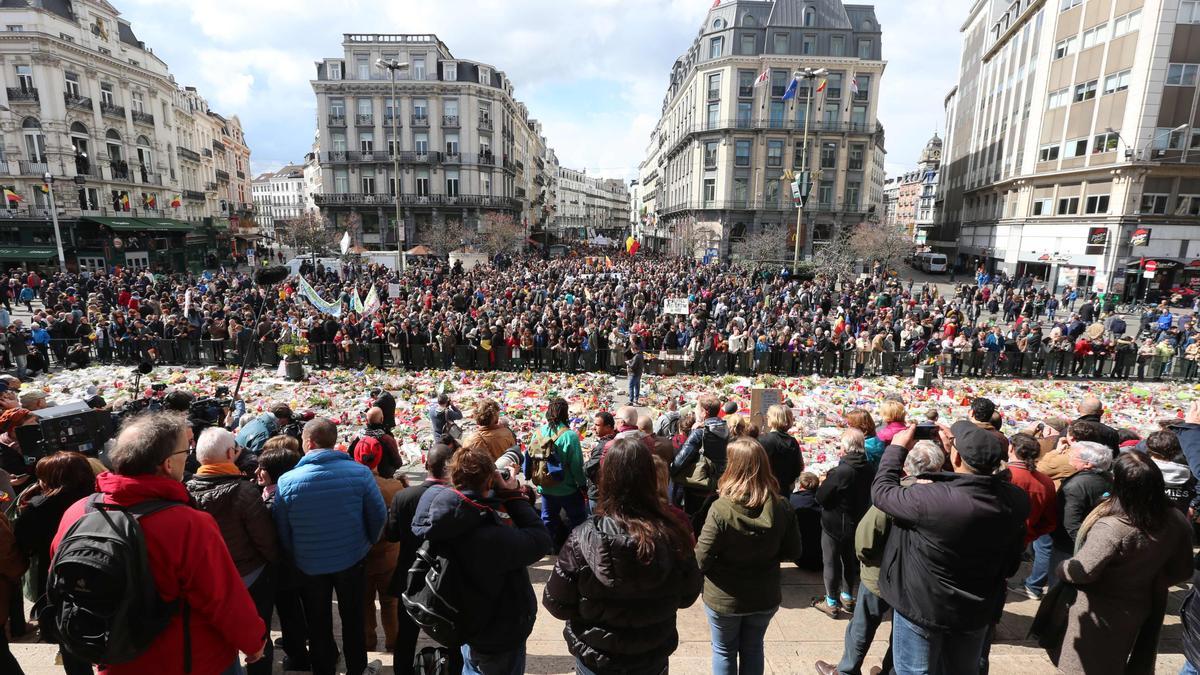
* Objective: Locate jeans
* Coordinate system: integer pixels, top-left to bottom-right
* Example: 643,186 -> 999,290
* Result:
836,583 -> 893,675
541,490 -> 589,547
1182,661 -> 1199,675
892,610 -> 988,675
1024,534 -> 1067,595
628,374 -> 642,402
300,559 -> 368,675
705,603 -> 777,675
822,530 -> 860,601
461,643 -> 526,675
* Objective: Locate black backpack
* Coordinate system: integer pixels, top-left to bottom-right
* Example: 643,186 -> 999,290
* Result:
39,495 -> 190,670
401,539 -> 497,647
413,645 -> 453,675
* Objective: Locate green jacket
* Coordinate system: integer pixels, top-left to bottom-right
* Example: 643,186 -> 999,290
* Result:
695,495 -> 802,614
854,505 -> 891,597
536,423 -> 586,497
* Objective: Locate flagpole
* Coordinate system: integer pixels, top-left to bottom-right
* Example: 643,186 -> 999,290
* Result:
44,173 -> 67,274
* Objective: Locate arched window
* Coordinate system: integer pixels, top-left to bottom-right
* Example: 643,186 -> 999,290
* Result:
862,19 -> 874,31
106,129 -> 125,172
713,17 -> 725,29
742,14 -> 758,27
730,222 -> 747,240
106,129 -> 121,141
804,6 -> 816,26
69,122 -> 90,173
134,136 -> 154,182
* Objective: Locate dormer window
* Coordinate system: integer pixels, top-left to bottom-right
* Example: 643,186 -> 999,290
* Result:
713,17 -> 725,29
804,6 -> 816,26
443,61 -> 457,81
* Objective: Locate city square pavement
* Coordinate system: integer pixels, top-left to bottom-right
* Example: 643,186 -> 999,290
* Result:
13,556 -> 1192,674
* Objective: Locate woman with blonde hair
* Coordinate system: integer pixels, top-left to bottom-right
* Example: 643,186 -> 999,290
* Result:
696,438 -> 801,675
876,399 -> 907,446
460,398 -> 517,460
758,404 -> 803,495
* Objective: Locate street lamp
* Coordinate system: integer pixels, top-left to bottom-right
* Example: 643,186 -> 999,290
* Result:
42,172 -> 67,273
376,58 -> 409,272
791,67 -> 827,274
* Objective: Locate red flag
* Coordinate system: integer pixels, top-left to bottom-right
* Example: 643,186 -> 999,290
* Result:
629,241 -> 640,256
711,0 -> 721,7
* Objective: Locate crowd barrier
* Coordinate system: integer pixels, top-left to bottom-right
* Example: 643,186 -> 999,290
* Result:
12,338 -> 1198,384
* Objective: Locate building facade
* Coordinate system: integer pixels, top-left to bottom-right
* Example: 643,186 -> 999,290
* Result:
0,0 -> 250,272
550,166 -> 630,240
935,0 -> 1200,298
638,0 -> 887,260
884,133 -> 941,240
310,33 -> 553,254
252,163 -> 309,233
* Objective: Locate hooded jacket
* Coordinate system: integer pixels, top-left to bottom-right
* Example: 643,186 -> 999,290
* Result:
758,430 -> 804,494
1152,457 -> 1196,513
542,516 -> 702,674
185,472 -> 279,576
670,417 -> 730,480
274,450 -> 387,575
695,495 -> 802,614
815,451 -> 875,540
235,413 -> 278,455
411,485 -> 552,652
51,473 -> 266,675
872,444 -> 1029,632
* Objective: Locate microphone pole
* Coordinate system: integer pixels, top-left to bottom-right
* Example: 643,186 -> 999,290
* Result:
232,266 -> 291,401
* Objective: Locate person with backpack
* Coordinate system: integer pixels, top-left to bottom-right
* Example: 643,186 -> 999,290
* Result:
543,437 -> 703,674
46,412 -> 267,674
670,394 -> 730,515
235,403 -> 293,456
757,404 -> 803,495
409,447 -> 552,675
428,393 -> 463,445
461,398 -> 518,460
530,397 -> 588,548
348,407 -> 402,479
274,416 -> 388,675
185,427 -> 280,675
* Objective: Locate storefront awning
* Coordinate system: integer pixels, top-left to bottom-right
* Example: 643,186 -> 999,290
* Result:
80,216 -> 194,233
80,216 -> 144,230
134,218 -> 196,233
0,246 -> 57,261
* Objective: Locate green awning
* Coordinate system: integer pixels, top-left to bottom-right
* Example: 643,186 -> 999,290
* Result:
0,247 -> 57,261
80,216 -> 144,231
135,218 -> 196,232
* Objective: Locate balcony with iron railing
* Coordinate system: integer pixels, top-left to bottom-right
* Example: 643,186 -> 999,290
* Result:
131,110 -> 154,126
100,102 -> 124,119
63,93 -> 92,111
355,113 -> 374,126
314,192 -> 520,209
236,170 -> 245,179
328,114 -> 346,127
442,115 -> 460,128
215,169 -> 230,182
183,189 -> 205,201
202,148 -> 213,158
108,160 -> 130,180
478,118 -> 493,131
212,140 -> 226,152
16,160 -> 49,176
411,114 -> 430,128
138,170 -> 163,186
204,181 -> 218,191
6,87 -> 38,103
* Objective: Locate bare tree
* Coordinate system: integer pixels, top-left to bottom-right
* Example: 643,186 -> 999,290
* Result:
418,218 -> 472,257
478,211 -> 525,256
735,224 -> 793,264
282,211 -> 334,259
672,217 -> 713,260
812,226 -> 858,283
849,221 -> 913,275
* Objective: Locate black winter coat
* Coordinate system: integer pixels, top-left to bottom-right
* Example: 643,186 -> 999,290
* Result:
815,452 -> 875,540
758,430 -> 804,495
542,516 -> 701,674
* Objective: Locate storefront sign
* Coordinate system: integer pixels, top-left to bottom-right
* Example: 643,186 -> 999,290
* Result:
1130,228 -> 1152,247
1085,227 -> 1108,255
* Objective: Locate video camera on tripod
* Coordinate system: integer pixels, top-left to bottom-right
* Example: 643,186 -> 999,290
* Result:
188,385 -> 233,428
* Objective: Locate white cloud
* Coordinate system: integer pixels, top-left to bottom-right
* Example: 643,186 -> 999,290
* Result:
116,0 -> 963,182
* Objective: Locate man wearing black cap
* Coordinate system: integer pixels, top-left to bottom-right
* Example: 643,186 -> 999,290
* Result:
871,420 -> 1029,674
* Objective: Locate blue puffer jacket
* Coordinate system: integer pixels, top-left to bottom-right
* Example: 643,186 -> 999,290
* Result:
412,485 -> 552,651
236,413 -> 277,454
274,450 -> 387,575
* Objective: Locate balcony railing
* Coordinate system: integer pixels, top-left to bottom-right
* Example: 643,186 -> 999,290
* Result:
202,148 -> 213,158
328,114 -> 346,127
443,151 -> 461,163
177,147 -> 201,162
100,102 -> 125,119
657,199 -> 873,216
442,115 -> 460,128
212,140 -> 226,152
314,192 -> 520,209
17,160 -> 48,176
6,87 -> 38,103
109,161 -> 130,180
139,171 -> 163,186
355,113 -> 374,126
478,118 -> 493,131
204,182 -> 218,191
411,115 -> 430,127
64,93 -> 92,111
183,189 -> 205,201
215,169 -> 230,182
131,110 -> 155,126
236,170 -> 246,179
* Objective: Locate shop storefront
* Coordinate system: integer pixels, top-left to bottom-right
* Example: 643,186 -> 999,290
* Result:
1123,258 -> 1186,304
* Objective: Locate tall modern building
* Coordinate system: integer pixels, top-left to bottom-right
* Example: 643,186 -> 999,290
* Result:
310,34 -> 553,254
550,167 -> 630,241
0,0 -> 251,272
638,0 -> 887,259
935,0 -> 1200,297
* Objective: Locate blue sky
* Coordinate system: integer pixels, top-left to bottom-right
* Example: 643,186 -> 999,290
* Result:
118,0 -> 962,180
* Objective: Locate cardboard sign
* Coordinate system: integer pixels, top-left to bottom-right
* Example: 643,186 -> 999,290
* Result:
750,388 -> 783,430
663,298 -> 690,315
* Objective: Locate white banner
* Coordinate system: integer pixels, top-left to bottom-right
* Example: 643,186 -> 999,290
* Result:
663,298 -> 690,315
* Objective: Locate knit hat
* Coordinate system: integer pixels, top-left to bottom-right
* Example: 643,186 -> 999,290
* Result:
0,408 -> 32,434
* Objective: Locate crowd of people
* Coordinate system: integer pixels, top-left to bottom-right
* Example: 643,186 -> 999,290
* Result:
0,254 -> 1195,383
0,361 -> 1196,674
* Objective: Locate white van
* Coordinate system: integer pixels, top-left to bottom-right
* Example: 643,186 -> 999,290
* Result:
919,252 -> 948,274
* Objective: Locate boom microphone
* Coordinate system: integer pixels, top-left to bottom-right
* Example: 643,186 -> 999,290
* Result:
254,266 -> 291,286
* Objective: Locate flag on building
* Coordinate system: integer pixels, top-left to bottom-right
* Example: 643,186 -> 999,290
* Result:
816,78 -> 827,92
711,0 -> 722,7
850,77 -> 859,95
753,70 -> 770,87
3,188 -> 21,203
120,193 -> 130,208
170,195 -> 181,208
781,77 -> 799,101
38,183 -> 48,194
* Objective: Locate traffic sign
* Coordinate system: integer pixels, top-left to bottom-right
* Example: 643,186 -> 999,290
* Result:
1144,260 -> 1158,272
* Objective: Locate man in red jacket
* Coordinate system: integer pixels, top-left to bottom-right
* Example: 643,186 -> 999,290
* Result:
52,412 -> 266,674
